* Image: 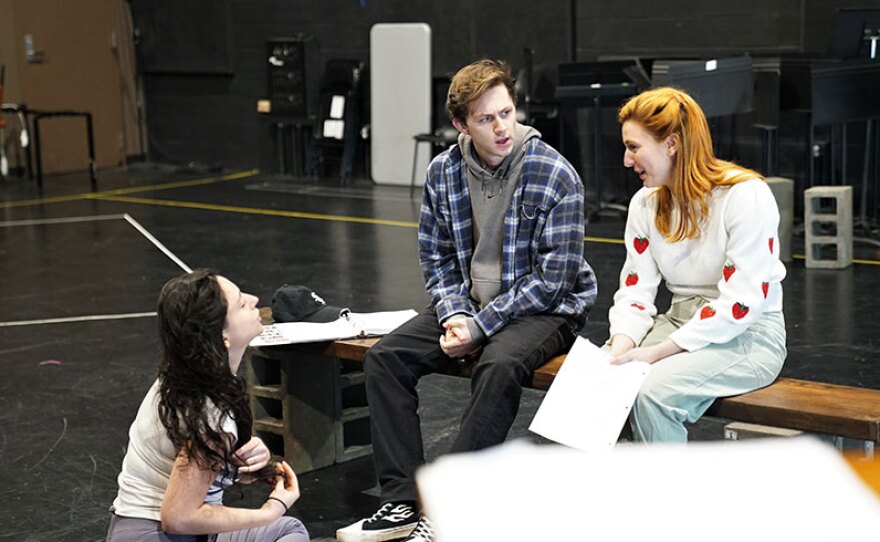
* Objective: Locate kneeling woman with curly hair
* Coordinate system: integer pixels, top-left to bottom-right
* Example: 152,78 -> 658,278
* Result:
107,269 -> 309,542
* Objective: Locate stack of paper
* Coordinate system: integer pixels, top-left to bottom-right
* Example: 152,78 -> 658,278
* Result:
250,309 -> 417,347
529,337 -> 651,451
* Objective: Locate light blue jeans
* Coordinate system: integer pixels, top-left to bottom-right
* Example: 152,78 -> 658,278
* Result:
631,296 -> 786,443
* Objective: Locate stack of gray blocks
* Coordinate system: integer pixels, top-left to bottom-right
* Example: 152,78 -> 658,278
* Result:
804,185 -> 853,269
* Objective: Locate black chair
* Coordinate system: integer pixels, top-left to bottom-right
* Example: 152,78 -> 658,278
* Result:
515,50 -> 559,130
410,126 -> 458,197
309,59 -> 365,181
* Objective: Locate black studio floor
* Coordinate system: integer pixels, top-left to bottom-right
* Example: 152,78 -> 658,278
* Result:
2,165 -> 880,541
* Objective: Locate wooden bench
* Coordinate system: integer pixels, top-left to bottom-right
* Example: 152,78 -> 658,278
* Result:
247,311 -> 880,472
324,337 -> 880,447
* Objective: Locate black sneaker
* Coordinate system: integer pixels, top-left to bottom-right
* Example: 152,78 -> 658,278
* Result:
402,516 -> 434,542
336,501 -> 419,542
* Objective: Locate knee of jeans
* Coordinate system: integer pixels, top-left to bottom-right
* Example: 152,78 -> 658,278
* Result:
363,344 -> 420,389
364,343 -> 390,374
363,351 -> 390,390
473,357 -> 523,386
279,516 -> 309,537
635,379 -> 678,412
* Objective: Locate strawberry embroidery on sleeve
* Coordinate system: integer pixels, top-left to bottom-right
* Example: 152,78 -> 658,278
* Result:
700,306 -> 716,319
732,302 -> 749,320
631,303 -> 646,310
723,264 -> 736,282
625,272 -> 639,286
633,237 -> 649,254
762,282 -> 769,298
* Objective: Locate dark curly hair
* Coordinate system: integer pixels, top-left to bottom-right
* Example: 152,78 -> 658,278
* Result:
156,269 -> 253,474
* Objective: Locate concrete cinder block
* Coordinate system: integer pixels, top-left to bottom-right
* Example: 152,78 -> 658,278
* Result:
804,185 -> 853,269
765,177 -> 794,262
723,421 -> 803,440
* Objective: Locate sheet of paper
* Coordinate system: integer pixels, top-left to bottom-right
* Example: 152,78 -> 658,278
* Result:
250,317 -> 356,347
416,439 -> 880,542
349,309 -> 418,336
529,337 -> 650,452
329,95 -> 345,119
249,309 -> 417,347
322,119 -> 344,139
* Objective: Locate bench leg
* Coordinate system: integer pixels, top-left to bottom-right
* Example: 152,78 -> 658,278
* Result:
246,347 -> 372,473
866,440 -> 875,460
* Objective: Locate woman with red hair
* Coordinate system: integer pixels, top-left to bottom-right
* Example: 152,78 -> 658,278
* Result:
608,87 -> 787,442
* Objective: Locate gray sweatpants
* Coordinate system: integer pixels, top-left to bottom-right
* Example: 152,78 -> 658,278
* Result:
105,513 -> 310,542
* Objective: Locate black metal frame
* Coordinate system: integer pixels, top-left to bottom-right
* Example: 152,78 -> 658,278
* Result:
31,110 -> 97,194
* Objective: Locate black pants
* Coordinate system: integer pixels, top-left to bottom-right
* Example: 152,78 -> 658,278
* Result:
364,306 -> 575,503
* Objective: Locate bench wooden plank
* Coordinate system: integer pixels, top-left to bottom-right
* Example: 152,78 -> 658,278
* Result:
331,337 -> 380,361
529,354 -> 880,443
257,309 -> 880,443
533,354 -> 566,390
301,337 -> 565,390
706,378 -> 880,443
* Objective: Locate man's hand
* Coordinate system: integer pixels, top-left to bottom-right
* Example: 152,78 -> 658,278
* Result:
233,436 -> 271,476
611,339 -> 683,365
439,318 -> 480,358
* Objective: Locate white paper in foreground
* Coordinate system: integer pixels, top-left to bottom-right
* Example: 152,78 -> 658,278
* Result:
529,337 -> 650,451
417,438 -> 880,542
249,309 -> 417,347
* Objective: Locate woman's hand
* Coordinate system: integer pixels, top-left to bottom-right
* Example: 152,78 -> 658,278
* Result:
234,436 -> 271,479
608,334 -> 636,357
163,452 -> 298,533
611,339 -> 683,365
265,461 -> 300,516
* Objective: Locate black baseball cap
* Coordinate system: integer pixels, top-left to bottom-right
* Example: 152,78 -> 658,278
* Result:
271,285 -> 348,323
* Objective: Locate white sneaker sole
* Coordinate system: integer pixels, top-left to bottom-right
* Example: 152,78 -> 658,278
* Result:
336,518 -> 418,542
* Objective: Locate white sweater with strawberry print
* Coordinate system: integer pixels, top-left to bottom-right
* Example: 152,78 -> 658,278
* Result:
608,179 -> 786,352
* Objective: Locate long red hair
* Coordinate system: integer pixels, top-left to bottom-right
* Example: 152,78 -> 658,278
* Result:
618,87 -> 762,241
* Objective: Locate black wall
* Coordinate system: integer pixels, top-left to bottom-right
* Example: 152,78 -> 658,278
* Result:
576,0 -> 880,58
571,0 -> 880,205
131,0 -> 571,173
131,0 -> 880,190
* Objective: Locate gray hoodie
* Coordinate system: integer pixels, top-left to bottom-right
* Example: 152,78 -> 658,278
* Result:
460,122 -> 541,310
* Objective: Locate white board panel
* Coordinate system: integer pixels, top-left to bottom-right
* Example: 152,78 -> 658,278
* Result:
370,23 -> 431,186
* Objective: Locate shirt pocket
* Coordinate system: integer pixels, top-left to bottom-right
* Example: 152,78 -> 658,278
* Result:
516,203 -> 549,269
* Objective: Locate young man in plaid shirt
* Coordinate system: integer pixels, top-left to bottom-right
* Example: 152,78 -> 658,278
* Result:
338,59 -> 597,542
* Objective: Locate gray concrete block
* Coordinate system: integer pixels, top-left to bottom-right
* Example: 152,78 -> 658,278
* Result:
765,177 -> 794,262
804,186 -> 853,269
723,421 -> 803,440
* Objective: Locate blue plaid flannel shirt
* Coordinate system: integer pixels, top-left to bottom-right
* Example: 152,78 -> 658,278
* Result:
418,138 -> 597,337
